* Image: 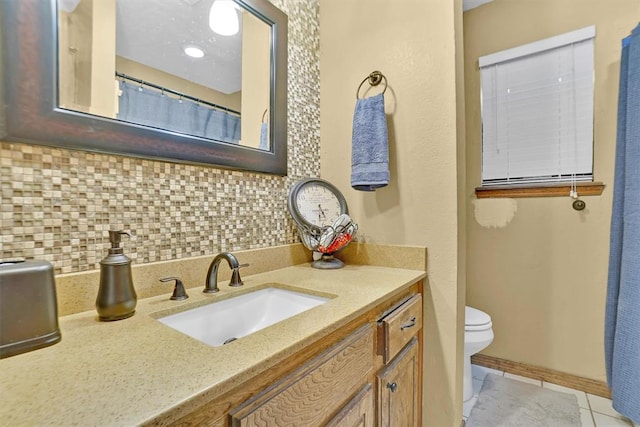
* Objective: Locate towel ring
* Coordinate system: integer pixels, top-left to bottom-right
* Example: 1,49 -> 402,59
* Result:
356,71 -> 387,99
262,108 -> 268,123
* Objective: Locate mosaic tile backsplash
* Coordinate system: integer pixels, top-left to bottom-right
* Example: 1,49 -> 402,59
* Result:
0,0 -> 320,274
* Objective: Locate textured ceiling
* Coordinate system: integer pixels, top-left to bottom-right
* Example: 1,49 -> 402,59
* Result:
115,0 -> 245,94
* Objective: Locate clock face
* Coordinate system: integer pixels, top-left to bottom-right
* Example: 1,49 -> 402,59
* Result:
296,183 -> 342,227
288,179 -> 348,231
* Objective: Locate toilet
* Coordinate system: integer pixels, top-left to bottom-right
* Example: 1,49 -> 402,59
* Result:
464,306 -> 494,401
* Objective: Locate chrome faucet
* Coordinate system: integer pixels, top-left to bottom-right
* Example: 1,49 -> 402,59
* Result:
203,252 -> 247,293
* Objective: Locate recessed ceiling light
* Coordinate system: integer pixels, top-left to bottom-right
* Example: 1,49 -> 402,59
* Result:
184,46 -> 205,58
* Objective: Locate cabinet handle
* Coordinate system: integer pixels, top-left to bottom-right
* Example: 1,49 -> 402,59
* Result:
387,382 -> 398,393
400,316 -> 416,331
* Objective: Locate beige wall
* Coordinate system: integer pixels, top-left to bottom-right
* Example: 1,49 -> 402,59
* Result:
89,0 -> 116,118
240,11 -> 271,148
464,0 -> 640,382
320,0 -> 465,425
58,0 -> 94,113
57,0 -> 117,117
454,2 -> 467,422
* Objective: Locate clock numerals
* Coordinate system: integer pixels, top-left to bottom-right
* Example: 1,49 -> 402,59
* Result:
289,179 -> 347,230
318,204 -> 326,220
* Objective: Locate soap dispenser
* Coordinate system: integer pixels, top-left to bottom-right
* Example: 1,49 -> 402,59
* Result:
96,231 -> 137,321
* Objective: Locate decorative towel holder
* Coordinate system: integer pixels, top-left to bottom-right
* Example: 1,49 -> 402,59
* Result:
262,108 -> 268,123
356,70 -> 387,99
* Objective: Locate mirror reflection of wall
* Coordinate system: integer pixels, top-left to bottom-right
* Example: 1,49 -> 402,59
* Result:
57,0 -> 272,150
241,11 -> 270,149
58,0 -> 117,118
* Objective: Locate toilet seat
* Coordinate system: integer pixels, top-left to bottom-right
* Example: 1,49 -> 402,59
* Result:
463,306 -> 494,402
465,306 -> 492,331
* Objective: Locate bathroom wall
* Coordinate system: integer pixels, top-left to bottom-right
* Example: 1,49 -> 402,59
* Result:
58,0 -> 117,117
0,0 -> 320,275
464,0 -> 640,382
319,0 -> 466,425
241,13 -> 271,149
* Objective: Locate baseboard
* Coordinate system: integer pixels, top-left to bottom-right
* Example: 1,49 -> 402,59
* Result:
471,354 -> 611,399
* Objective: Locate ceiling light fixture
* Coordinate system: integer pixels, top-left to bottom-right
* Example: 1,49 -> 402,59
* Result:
209,0 -> 239,36
184,46 -> 205,58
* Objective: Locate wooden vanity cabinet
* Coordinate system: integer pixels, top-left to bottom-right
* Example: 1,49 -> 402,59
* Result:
326,384 -> 375,427
229,325 -> 374,426
169,282 -> 423,427
377,338 -> 420,426
376,294 -> 423,427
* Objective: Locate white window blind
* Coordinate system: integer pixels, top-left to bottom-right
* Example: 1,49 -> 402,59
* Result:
480,26 -> 595,186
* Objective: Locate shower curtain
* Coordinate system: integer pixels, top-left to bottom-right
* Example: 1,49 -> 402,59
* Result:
117,81 -> 241,143
605,24 -> 640,424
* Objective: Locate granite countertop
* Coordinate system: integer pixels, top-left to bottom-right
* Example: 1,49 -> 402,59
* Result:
0,263 -> 425,426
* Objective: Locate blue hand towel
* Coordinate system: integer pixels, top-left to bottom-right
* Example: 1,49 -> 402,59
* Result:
351,93 -> 389,191
259,122 -> 269,150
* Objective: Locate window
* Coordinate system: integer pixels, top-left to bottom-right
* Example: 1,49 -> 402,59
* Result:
479,26 -> 595,188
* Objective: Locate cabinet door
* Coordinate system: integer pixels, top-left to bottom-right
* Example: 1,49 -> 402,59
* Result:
325,384 -> 375,427
377,338 -> 420,427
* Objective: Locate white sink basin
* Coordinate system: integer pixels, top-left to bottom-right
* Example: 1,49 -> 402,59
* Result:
157,287 -> 329,347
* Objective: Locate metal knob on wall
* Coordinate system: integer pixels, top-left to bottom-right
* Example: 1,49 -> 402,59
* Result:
572,199 -> 586,211
569,184 -> 586,211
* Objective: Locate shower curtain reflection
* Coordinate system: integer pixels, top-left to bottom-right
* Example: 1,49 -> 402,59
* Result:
117,81 -> 241,144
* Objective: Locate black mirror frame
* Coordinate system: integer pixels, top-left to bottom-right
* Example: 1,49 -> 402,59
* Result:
0,0 -> 288,175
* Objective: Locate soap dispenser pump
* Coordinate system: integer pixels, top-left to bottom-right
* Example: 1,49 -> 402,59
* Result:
96,230 -> 137,321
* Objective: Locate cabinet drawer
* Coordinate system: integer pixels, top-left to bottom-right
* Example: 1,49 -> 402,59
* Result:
378,294 -> 422,363
229,325 -> 374,427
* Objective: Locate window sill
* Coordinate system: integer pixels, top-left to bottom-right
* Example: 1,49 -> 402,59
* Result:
475,182 -> 605,199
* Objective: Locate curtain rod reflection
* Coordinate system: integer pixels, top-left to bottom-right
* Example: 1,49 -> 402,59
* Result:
115,72 -> 241,116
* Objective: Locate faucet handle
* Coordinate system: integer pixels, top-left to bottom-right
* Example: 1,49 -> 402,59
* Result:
159,277 -> 189,301
229,263 -> 249,288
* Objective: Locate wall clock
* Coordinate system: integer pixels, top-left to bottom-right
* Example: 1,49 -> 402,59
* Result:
287,178 -> 357,269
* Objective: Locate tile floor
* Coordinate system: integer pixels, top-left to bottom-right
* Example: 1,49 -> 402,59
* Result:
464,364 -> 637,427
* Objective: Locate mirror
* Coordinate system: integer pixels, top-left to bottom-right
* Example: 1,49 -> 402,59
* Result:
0,0 -> 288,175
58,0 -> 271,150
